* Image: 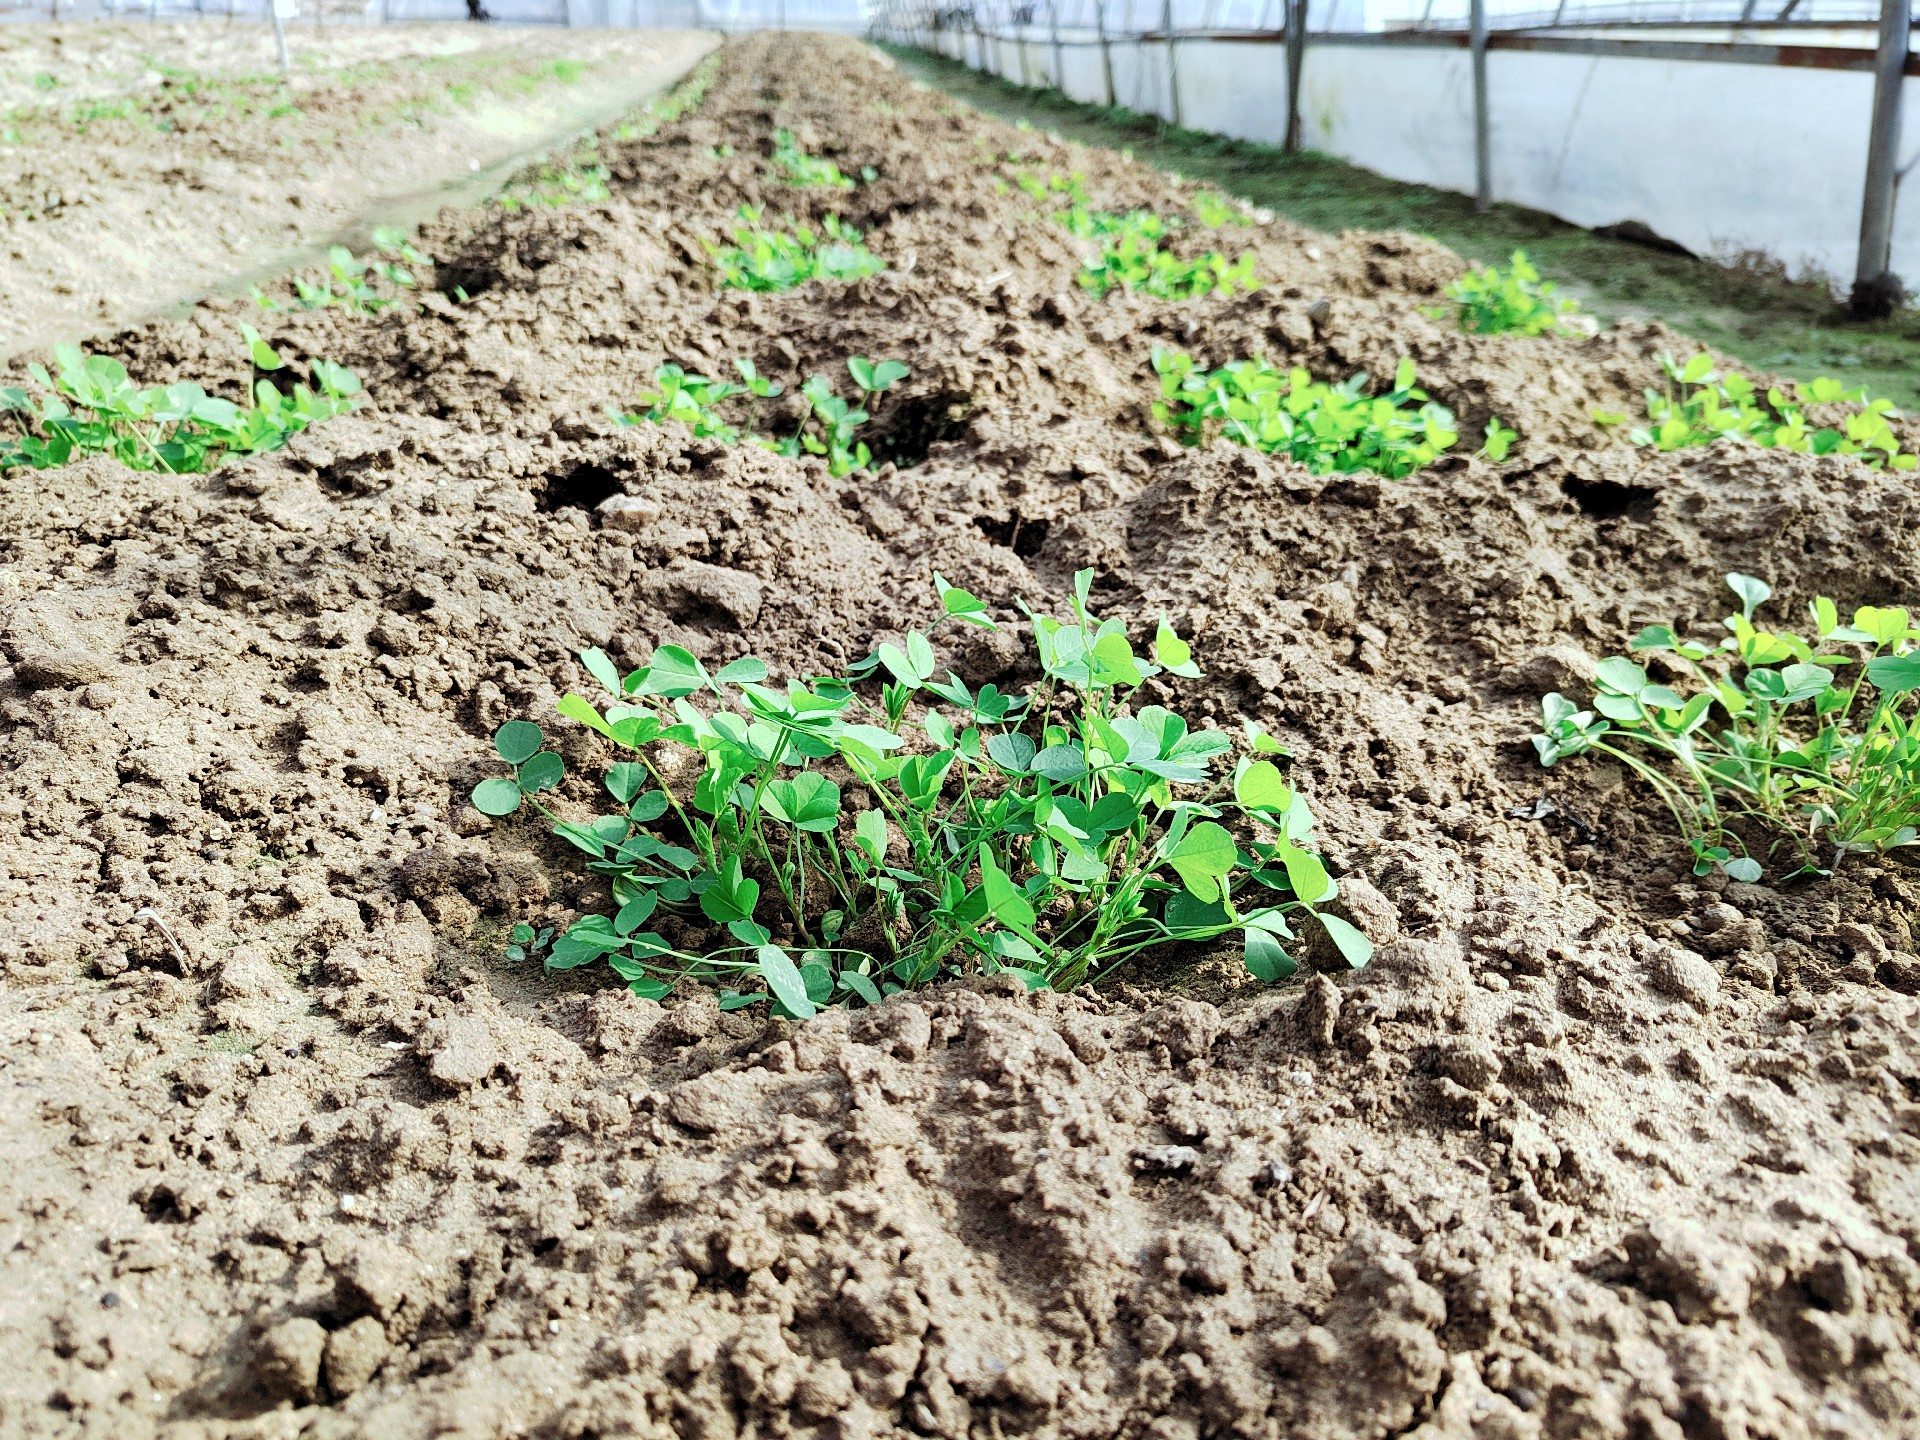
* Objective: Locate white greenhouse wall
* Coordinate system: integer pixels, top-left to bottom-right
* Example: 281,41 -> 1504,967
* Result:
903,26 -> 1920,292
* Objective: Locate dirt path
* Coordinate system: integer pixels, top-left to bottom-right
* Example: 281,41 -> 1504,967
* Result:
0,21 -> 716,358
1,31 -> 1917,1440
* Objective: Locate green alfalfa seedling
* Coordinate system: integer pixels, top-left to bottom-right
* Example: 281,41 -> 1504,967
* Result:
707,207 -> 885,293
505,923 -> 553,962
766,356 -> 909,476
769,127 -> 861,188
1447,250 -> 1583,336
612,360 -> 776,445
0,328 -> 361,474
1190,188 -> 1257,228
255,229 -> 432,314
1154,349 -> 1515,476
1005,171 -> 1256,300
1067,206 -> 1258,301
471,570 -> 1370,1017
1594,353 -> 1918,469
610,51 -> 718,142
1533,572 -> 1920,881
615,356 -> 906,477
496,144 -> 612,212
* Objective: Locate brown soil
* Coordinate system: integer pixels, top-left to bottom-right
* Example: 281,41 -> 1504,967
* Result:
0,20 -> 715,358
3,31 -> 1920,1440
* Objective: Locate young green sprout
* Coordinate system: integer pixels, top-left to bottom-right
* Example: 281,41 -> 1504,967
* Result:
254,231 -> 433,314
768,127 -> 856,188
1006,171 -> 1258,300
767,356 -> 910,476
1152,350 -> 1511,477
613,354 -> 907,477
1595,353 -> 1917,469
1534,572 -> 1920,880
0,330 -> 361,475
707,207 -> 885,292
1448,250 -> 1582,336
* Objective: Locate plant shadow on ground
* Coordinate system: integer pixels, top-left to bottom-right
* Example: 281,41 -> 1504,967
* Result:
880,42 -> 1920,409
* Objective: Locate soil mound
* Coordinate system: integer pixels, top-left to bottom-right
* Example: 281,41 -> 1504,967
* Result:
1,31 -> 1917,1440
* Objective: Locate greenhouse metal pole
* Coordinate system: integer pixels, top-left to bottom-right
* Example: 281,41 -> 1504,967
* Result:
1470,0 -> 1490,212
1283,0 -> 1306,153
271,0 -> 294,78
1162,0 -> 1181,126
1095,0 -> 1116,105
1852,0 -> 1909,314
1047,0 -> 1065,90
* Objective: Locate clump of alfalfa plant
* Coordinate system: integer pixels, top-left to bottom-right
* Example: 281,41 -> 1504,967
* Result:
0,329 -> 361,474
1533,572 -> 1920,881
707,207 -> 884,293
1071,207 -> 1258,301
1153,349 -> 1516,475
1595,353 -> 1917,469
1005,172 -> 1256,299
496,145 -> 612,212
612,359 -> 778,445
1190,189 -> 1256,228
1006,166 -> 1088,205
1447,249 -> 1583,336
763,356 -> 908,476
471,570 -> 1370,1016
613,355 -> 906,476
769,127 -> 871,188
255,229 -> 432,314
610,51 -> 717,142
368,226 -> 431,281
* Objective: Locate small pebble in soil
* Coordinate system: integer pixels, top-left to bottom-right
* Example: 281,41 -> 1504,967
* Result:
100,1292 -> 119,1308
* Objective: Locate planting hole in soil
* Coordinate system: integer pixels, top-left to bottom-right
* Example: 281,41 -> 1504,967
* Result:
2,28 -> 1919,1440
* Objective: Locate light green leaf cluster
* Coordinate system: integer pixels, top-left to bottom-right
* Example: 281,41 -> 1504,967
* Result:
0,330 -> 361,475
1597,353 -> 1917,470
1154,349 -> 1483,478
254,229 -> 431,315
1189,189 -> 1255,228
611,355 -> 908,478
1003,168 -> 1258,301
471,569 -> 1367,1017
769,127 -> 865,188
1077,218 -> 1261,301
707,207 -> 885,292
497,153 -> 611,212
1534,573 -> 1920,880
1448,249 -> 1582,336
